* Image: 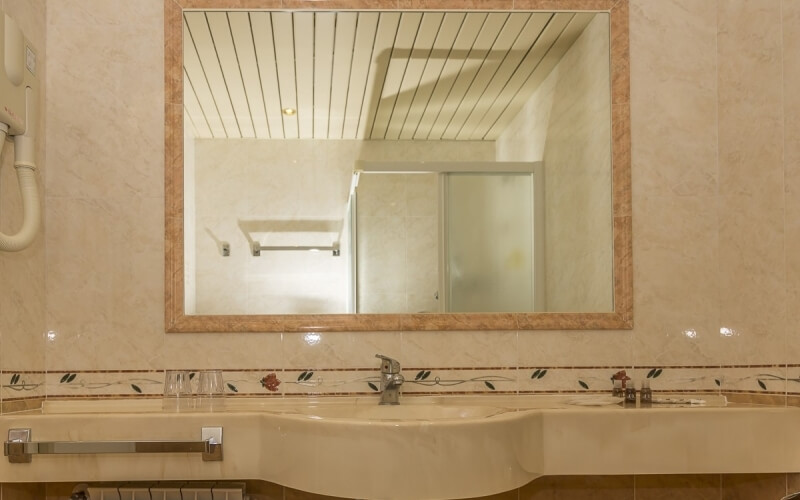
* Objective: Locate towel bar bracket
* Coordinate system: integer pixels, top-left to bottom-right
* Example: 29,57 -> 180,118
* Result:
4,426 -> 223,463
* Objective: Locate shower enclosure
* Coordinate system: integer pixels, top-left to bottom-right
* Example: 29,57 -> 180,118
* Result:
350,161 -> 544,314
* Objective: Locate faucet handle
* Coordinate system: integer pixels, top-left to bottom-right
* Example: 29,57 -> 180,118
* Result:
375,354 -> 401,374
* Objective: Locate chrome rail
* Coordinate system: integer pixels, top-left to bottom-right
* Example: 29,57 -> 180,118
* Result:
4,427 -> 223,463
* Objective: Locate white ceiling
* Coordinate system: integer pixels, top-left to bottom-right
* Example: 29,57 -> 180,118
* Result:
183,11 -> 596,141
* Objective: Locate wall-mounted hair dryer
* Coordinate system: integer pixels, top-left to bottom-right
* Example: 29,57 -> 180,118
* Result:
0,8 -> 39,252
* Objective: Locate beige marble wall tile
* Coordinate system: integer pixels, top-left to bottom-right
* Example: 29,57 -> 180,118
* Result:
717,195 -> 787,365
721,473 -> 787,500
716,0 -> 786,366
517,330 -> 633,368
45,0 -> 164,201
788,473 -> 800,496
635,475 -> 719,500
629,0 -> 718,197
1,483 -> 46,500
402,331 -> 517,368
283,331 -> 401,370
632,195 -> 720,366
520,475 -> 635,500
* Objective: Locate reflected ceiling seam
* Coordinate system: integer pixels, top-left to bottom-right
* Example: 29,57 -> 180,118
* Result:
248,12 -> 272,138
449,13 -> 532,140
423,12 -> 492,141
438,12 -> 515,140
365,13 -> 402,140
354,12 -> 383,140
405,12 -> 467,141
206,12 -> 243,138
184,68 -> 210,137
474,12 -> 558,141
186,14 -> 229,139
376,12 -> 425,140
337,12 -> 358,140
482,13 -> 576,140
227,12 -> 258,138
268,13 -> 287,139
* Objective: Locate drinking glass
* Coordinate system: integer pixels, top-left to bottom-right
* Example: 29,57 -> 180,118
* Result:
163,370 -> 193,411
196,370 -> 225,411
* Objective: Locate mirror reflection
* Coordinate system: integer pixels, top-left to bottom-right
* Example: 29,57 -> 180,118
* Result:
183,10 -> 613,316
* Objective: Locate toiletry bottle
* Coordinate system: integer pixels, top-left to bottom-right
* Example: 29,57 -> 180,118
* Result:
624,380 -> 637,406
640,379 -> 652,406
612,379 -> 623,397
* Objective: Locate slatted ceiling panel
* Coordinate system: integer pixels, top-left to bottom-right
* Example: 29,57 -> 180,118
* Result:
412,12 -> 489,140
227,12 -> 269,138
185,12 -> 240,137
397,12 -> 466,140
183,17 -> 228,138
356,12 -> 401,140
469,12 -> 575,140
250,12 -> 284,138
272,12 -> 299,138
369,13 -> 425,139
456,13 -> 552,140
328,13 -> 359,139
441,13 -> 530,140
293,13 -> 315,138
184,70 -> 213,138
206,12 -> 255,138
485,12 -> 594,139
341,12 -> 379,139
183,11 -> 599,140
426,13 -> 511,140
313,13 -> 336,139
383,12 -> 445,141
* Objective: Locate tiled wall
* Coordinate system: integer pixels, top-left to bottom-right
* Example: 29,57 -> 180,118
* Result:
0,0 -> 46,410
0,0 -> 781,401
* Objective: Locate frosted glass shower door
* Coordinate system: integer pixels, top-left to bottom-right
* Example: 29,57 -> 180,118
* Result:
445,173 -> 534,312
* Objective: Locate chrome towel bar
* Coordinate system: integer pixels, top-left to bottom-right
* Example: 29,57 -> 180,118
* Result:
4,427 -> 223,463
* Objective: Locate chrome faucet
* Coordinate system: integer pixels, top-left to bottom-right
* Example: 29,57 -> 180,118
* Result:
375,354 -> 404,405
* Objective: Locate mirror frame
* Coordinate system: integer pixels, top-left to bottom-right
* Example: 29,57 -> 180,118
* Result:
164,0 -> 632,333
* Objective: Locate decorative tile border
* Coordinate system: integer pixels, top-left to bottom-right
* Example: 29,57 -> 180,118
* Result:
1,371 -> 45,403
17,364 -> 799,401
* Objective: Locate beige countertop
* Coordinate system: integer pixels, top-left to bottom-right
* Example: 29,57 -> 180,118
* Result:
0,395 -> 796,499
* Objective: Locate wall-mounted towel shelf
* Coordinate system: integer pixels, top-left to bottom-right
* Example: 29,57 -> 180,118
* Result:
238,219 -> 343,257
251,240 -> 340,256
3,426 -> 223,463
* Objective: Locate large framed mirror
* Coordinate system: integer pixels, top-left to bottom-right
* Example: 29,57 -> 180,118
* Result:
164,0 -> 631,332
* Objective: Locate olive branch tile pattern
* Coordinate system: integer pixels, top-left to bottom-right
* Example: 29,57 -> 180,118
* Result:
3,365 -> 795,401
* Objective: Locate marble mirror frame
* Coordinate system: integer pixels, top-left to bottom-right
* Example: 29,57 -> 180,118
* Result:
164,0 -> 632,333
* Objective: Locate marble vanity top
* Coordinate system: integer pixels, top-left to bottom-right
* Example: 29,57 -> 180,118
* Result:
0,394 -> 795,500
